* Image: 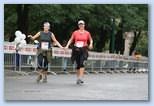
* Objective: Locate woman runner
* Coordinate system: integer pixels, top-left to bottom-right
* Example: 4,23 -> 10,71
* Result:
28,22 -> 63,83
65,20 -> 93,84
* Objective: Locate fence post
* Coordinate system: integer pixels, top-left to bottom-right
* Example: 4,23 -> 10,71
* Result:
91,61 -> 94,72
19,54 -> 21,71
100,60 -> 103,72
73,63 -> 76,72
34,54 -> 37,72
14,53 -> 16,71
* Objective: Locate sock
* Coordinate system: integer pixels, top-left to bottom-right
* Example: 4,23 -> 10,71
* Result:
77,76 -> 84,81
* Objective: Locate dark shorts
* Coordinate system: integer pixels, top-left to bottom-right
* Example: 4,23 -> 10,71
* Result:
71,46 -> 88,69
37,48 -> 52,71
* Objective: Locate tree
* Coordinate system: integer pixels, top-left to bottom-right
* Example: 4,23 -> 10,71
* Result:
4,4 -> 148,56
16,4 -> 30,42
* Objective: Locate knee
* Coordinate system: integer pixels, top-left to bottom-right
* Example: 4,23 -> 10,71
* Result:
76,64 -> 84,69
80,64 -> 84,68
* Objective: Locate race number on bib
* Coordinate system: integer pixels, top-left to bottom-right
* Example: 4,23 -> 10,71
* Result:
75,41 -> 84,47
41,42 -> 49,50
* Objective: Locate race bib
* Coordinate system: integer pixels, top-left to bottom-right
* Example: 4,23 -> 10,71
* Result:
41,42 -> 49,50
75,41 -> 84,47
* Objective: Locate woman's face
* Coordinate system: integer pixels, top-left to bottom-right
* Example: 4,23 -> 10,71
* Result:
43,25 -> 50,31
78,24 -> 85,30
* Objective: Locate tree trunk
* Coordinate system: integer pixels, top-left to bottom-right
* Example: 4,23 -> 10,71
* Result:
96,26 -> 108,52
123,31 -> 135,56
115,29 -> 124,54
115,22 -> 124,54
109,18 -> 115,53
129,30 -> 141,55
16,4 -> 30,42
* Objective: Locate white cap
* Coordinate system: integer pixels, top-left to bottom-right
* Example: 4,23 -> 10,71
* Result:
78,20 -> 85,25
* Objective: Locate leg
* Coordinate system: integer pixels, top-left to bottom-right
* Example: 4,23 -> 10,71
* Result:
42,59 -> 48,83
42,51 -> 49,83
78,52 -> 85,81
37,50 -> 43,83
42,70 -> 48,83
76,55 -> 81,80
36,69 -> 43,83
76,56 -> 85,84
76,68 -> 80,79
79,67 -> 84,79
76,67 -> 84,84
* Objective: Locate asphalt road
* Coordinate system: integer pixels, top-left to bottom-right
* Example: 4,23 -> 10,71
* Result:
4,73 -> 148,100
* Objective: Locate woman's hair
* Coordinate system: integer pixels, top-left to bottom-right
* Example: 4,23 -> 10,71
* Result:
40,21 -> 51,30
43,22 -> 50,27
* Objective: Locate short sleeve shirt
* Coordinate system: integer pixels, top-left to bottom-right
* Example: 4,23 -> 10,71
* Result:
72,30 -> 91,47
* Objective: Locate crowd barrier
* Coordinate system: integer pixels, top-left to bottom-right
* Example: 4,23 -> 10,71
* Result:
4,42 -> 148,74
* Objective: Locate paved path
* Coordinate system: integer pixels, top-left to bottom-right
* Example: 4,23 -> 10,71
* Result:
4,73 -> 148,100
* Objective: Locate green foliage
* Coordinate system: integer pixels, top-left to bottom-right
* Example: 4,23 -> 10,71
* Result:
135,31 -> 148,56
4,5 -> 17,39
4,4 -> 148,56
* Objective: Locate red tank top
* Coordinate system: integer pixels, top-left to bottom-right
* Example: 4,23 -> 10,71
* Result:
72,30 -> 91,47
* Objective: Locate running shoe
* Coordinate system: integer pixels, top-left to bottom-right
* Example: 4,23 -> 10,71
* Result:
42,79 -> 47,83
42,76 -> 47,83
36,75 -> 42,83
76,79 -> 84,85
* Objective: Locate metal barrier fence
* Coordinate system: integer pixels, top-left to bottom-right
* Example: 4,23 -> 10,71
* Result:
4,42 -> 148,73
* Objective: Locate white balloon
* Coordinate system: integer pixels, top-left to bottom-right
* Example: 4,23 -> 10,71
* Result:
15,39 -> 26,49
14,37 -> 21,44
18,42 -> 26,49
19,34 -> 26,40
20,39 -> 27,45
15,31 -> 22,37
18,43 -> 23,48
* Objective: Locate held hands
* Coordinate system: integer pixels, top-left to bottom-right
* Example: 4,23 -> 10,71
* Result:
60,46 -> 64,49
63,46 -> 69,51
63,46 -> 67,51
64,46 -> 69,49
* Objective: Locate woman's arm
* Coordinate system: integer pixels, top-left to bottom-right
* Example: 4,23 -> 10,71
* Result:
51,33 -> 63,48
28,32 -> 40,40
65,35 -> 74,49
88,34 -> 93,50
